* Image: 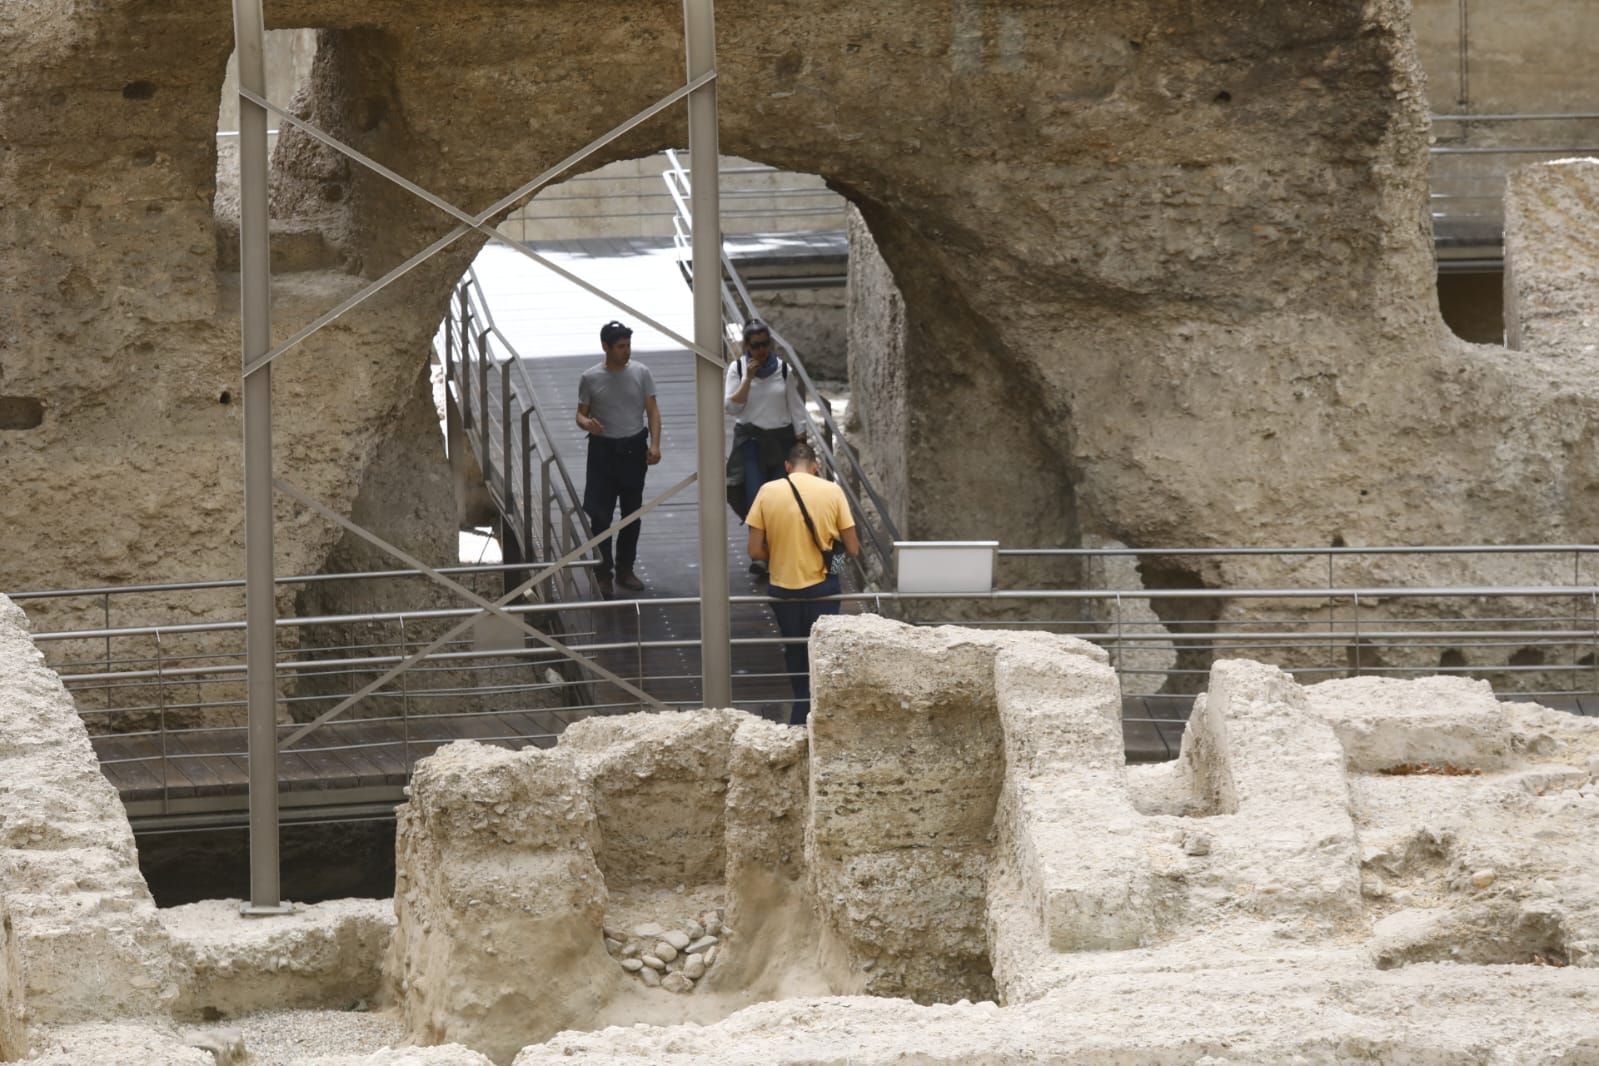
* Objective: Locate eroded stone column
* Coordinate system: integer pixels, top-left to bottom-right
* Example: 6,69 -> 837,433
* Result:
0,596 -> 177,1026
386,742 -> 612,1064
1504,158 -> 1599,357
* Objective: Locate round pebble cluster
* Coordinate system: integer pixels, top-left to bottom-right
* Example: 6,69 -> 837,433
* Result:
604,909 -> 726,993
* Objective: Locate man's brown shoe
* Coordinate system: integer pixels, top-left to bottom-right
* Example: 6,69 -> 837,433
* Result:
616,570 -> 645,592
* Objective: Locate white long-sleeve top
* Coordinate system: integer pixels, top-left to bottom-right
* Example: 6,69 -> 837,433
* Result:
723,355 -> 807,435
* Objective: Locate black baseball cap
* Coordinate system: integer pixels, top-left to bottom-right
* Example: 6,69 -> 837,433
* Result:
600,321 -> 633,345
742,318 -> 771,340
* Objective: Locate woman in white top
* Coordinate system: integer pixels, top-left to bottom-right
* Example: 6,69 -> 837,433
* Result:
724,319 -> 808,574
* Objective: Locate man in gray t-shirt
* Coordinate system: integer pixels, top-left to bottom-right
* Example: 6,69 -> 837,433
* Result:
576,321 -> 662,594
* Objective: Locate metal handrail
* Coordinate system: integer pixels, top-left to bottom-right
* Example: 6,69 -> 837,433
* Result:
435,270 -> 602,606
4,561 -> 588,603
35,581 -> 1599,647
31,551 -> 1599,827
660,149 -> 900,585
1432,112 -> 1599,123
463,266 -> 591,524
1000,544 -> 1599,557
50,574 -> 1599,825
20,540 -> 1599,629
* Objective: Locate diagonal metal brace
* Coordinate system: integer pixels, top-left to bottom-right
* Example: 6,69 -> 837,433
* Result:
277,472 -> 696,749
239,76 -> 726,376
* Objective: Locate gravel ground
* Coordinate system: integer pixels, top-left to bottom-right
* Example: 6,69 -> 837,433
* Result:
193,1008 -> 409,1064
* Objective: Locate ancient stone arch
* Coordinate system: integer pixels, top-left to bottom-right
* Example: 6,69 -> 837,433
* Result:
5,0 -> 1589,609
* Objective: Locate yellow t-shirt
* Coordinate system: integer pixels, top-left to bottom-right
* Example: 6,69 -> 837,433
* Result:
747,472 -> 855,590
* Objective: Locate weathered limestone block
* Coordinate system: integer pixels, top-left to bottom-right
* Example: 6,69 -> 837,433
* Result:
560,709 -> 746,890
0,596 -> 176,1024
721,718 -> 811,962
22,1023 -> 214,1065
724,718 -> 809,891
386,741 -> 613,1064
843,205 -> 908,542
164,897 -> 394,1020
807,614 -> 1107,1003
516,966 -> 1599,1064
1307,674 -> 1514,771
1347,700 -> 1599,971
304,1046 -> 496,1066
990,641 -> 1152,954
1169,660 -> 1363,929
1505,158 -> 1599,357
0,893 -> 25,1061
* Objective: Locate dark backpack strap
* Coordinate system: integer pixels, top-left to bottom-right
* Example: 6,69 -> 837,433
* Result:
783,475 -> 828,566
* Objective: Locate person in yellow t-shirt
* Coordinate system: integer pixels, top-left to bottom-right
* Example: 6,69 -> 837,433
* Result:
746,440 -> 860,724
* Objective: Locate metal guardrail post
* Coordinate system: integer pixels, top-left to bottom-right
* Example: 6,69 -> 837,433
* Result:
460,303 -> 474,431
443,299 -> 454,387
685,0 -> 731,708
521,410 -> 535,592
232,0 -> 289,916
500,361 -> 513,509
102,592 -> 112,677
478,332 -> 492,485
156,631 -> 168,816
541,455 -> 557,586
399,616 -> 413,772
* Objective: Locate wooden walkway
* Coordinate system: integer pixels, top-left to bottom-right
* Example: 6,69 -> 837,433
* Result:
514,347 -> 801,714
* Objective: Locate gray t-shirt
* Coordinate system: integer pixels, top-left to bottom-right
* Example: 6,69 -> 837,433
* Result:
577,361 -> 656,439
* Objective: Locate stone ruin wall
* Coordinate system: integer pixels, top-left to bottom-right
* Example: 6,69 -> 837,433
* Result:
10,592 -> 1599,1061
9,0 -> 1599,640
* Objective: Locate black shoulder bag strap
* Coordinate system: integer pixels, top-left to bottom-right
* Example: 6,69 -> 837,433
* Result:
783,474 -> 829,567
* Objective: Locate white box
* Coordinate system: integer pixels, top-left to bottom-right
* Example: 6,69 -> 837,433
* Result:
894,541 -> 998,594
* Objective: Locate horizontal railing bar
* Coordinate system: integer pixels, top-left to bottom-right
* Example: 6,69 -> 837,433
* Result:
529,187 -> 838,203
24,543 -> 1599,608
997,544 -> 1599,557
6,560 -> 589,602
34,586 -> 1599,644
1431,112 -> 1599,122
1431,146 -> 1599,155
55,629 -> 1599,690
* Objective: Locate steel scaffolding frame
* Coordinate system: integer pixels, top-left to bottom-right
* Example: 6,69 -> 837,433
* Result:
229,0 -> 730,912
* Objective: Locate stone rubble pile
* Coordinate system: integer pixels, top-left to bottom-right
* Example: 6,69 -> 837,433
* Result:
604,910 -> 727,993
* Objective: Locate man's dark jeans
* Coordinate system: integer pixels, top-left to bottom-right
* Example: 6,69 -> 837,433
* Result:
768,573 -> 840,725
583,430 -> 649,577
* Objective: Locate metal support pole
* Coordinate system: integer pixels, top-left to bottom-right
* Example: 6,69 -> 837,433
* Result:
686,0 -> 731,708
233,0 -> 290,916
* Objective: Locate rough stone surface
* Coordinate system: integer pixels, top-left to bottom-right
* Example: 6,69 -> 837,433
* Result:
559,710 -> 747,891
386,708 -> 839,1061
13,0 -> 1580,639
163,897 -> 394,1020
1505,159 -> 1599,357
0,595 -> 177,1026
303,1045 -> 496,1066
385,741 -> 614,1064
509,617 -> 1599,1064
180,1025 -> 247,1065
1307,674 -> 1514,771
24,1022 -> 214,1065
842,206 -> 908,543
513,978 -> 1599,1064
807,614 -> 1109,1004
0,892 -> 25,1061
